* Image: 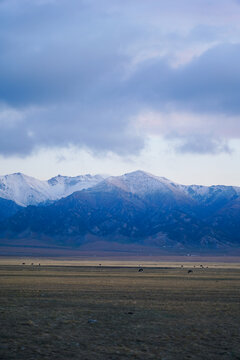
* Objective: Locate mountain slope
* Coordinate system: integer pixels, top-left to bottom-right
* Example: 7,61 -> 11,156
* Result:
0,176 -> 228,250
0,173 -> 105,206
182,184 -> 239,218
0,198 -> 22,220
0,170 -> 239,253
97,171 -> 196,211
209,197 -> 240,245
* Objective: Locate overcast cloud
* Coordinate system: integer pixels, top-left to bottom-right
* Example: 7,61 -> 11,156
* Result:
0,0 -> 240,157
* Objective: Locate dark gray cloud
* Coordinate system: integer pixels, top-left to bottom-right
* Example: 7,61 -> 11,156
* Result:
133,43 -> 240,114
0,0 -> 240,156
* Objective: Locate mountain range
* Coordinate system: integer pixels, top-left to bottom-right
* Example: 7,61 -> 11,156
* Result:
0,170 -> 239,254
0,172 -> 106,206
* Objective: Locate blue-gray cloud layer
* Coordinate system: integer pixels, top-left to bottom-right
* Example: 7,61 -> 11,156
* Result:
0,0 -> 240,156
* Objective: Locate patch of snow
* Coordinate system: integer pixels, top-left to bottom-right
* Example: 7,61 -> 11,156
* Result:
0,170 -> 239,206
105,170 -> 183,196
0,173 -> 106,206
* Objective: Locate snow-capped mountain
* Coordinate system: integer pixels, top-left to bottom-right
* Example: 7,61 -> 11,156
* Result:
101,170 -> 240,201
0,172 -> 105,206
0,170 -> 240,253
96,170 -> 194,210
47,174 -> 107,200
0,170 -> 239,207
0,173 -> 53,206
181,183 -> 240,217
103,170 -> 181,195
97,171 -> 240,213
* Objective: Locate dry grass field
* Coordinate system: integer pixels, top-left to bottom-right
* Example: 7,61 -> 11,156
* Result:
0,261 -> 239,359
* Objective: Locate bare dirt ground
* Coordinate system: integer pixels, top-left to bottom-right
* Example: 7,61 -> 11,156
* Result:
0,262 -> 239,359
1,256 -> 240,268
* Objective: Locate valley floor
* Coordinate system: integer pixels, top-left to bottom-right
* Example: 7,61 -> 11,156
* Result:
0,262 -> 239,359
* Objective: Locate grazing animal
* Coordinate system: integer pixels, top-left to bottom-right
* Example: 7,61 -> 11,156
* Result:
138,268 -> 144,272
188,270 -> 193,274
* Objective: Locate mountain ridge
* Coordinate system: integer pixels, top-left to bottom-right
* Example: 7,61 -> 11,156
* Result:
1,170 -> 239,206
0,172 -> 106,206
0,170 -> 240,253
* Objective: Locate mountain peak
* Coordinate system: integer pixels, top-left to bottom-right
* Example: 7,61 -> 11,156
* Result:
1,170 -> 240,208
5,172 -> 38,182
9,172 -> 26,178
123,170 -> 174,183
124,170 -> 157,178
0,172 -> 105,206
101,170 -> 180,196
126,170 -> 150,176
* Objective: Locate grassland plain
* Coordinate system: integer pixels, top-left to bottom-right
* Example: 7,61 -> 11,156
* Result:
0,261 -> 240,360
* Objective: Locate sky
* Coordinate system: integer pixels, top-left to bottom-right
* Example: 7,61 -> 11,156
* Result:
0,0 -> 240,185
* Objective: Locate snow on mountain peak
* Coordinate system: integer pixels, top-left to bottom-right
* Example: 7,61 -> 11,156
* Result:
104,170 -> 181,196
47,174 -> 106,198
1,171 -> 240,207
0,173 -> 105,206
0,173 -> 53,206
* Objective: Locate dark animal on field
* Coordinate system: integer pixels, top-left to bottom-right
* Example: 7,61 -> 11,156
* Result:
138,268 -> 144,272
188,270 -> 193,274
22,263 -> 25,265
